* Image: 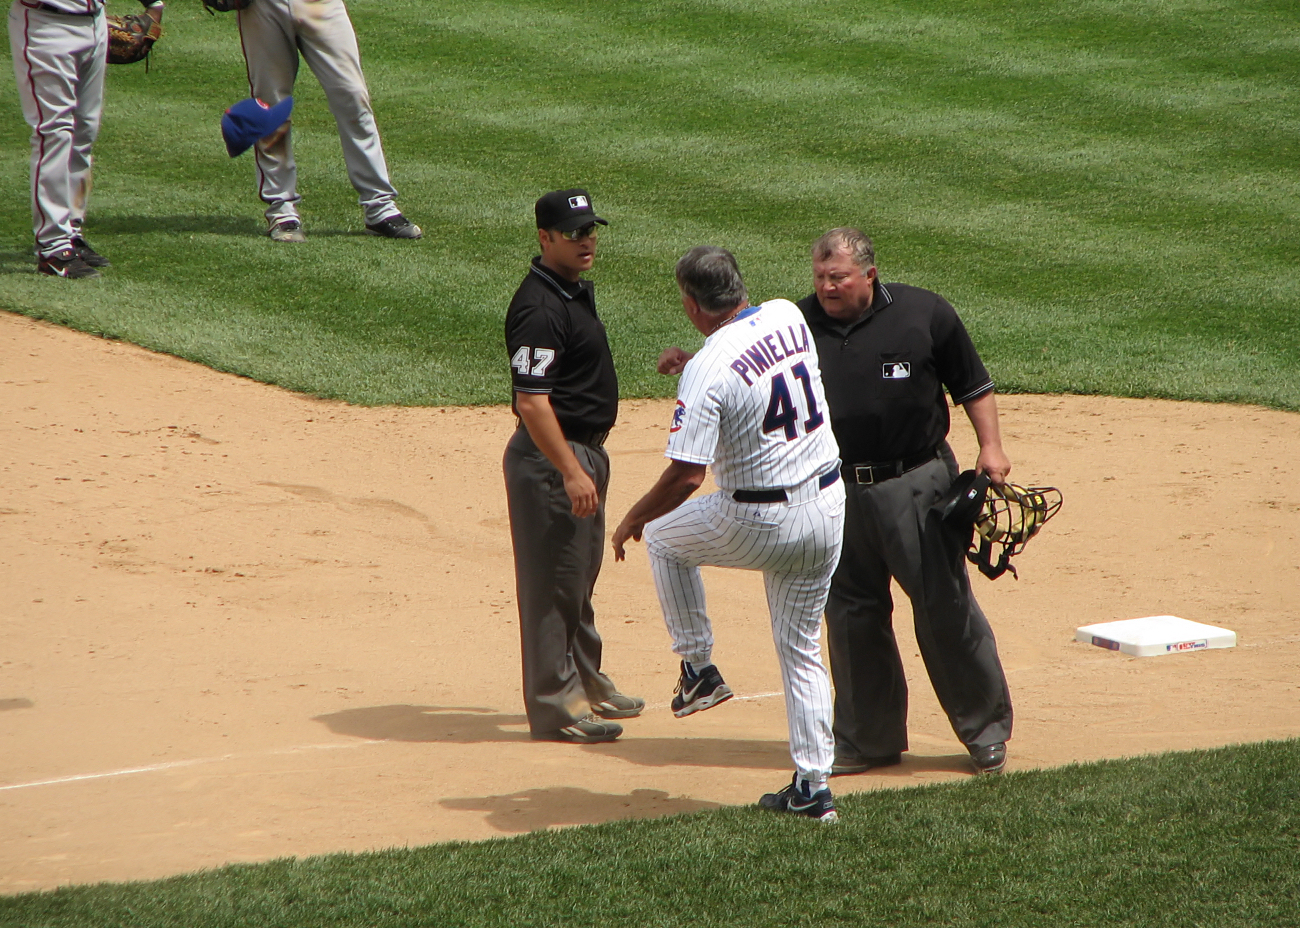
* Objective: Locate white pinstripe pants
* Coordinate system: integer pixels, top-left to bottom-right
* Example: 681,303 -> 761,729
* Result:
644,478 -> 845,783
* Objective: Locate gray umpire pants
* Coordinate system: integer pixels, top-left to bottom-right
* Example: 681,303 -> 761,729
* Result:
826,443 -> 1012,758
236,0 -> 400,227
503,427 -> 617,734
8,0 -> 105,257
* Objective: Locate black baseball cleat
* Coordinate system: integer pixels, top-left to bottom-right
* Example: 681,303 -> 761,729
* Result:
71,236 -> 110,268
759,774 -> 839,823
531,714 -> 622,744
38,247 -> 100,279
591,693 -> 645,719
970,742 -> 1007,775
830,751 -> 902,776
671,660 -> 733,718
365,213 -> 422,239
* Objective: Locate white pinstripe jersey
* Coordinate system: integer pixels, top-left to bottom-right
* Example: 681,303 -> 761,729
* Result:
665,299 -> 840,492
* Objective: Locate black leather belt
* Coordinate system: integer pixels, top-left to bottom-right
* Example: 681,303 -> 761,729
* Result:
733,469 -> 840,503
23,2 -> 101,15
842,447 -> 940,485
562,427 -> 609,448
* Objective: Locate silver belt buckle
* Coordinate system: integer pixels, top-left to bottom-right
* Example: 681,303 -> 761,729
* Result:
853,464 -> 875,485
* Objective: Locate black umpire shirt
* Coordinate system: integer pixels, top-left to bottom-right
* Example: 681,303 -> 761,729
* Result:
506,257 -> 619,435
796,282 -> 993,465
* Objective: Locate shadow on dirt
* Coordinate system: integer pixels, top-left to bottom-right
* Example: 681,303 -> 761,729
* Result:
312,704 -> 531,743
440,786 -> 722,832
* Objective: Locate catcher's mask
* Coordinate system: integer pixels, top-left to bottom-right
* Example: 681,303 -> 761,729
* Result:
968,482 -> 1062,580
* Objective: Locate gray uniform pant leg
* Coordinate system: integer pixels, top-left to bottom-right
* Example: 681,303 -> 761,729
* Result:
238,0 -> 399,226
826,445 -> 1012,757
8,2 -> 105,255
503,428 -> 616,733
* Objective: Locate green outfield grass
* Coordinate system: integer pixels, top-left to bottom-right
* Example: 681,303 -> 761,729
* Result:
3,739 -> 1298,927
2,0 -> 1297,407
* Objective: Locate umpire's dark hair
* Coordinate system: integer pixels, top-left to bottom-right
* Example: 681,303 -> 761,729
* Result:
812,227 -> 875,270
675,246 -> 748,314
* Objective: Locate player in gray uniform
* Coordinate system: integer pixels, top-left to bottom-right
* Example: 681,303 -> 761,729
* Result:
8,0 -> 121,278
614,246 -> 845,821
235,0 -> 419,242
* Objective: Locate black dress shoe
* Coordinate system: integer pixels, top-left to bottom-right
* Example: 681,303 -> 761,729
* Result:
830,751 -> 902,776
970,742 -> 1007,774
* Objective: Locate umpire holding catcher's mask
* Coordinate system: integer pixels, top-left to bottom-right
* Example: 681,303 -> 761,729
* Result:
797,227 -> 1014,777
502,189 -> 644,745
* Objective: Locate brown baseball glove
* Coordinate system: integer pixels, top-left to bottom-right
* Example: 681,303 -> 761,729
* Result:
107,6 -> 163,66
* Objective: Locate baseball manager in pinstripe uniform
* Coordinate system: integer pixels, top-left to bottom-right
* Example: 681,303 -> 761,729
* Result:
503,188 -> 643,745
614,246 -> 846,822
798,227 -> 1014,776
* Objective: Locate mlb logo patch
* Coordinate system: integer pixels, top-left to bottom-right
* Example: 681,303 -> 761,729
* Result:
568,195 -> 589,209
670,400 -> 686,432
882,361 -> 911,380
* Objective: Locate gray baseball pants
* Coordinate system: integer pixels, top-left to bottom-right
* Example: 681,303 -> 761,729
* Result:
503,427 -> 617,734
237,0 -> 400,227
826,444 -> 1012,759
8,0 -> 105,256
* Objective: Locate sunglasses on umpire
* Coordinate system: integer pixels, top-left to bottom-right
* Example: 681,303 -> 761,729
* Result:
559,224 -> 599,241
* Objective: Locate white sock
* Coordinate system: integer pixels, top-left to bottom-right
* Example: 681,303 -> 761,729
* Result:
798,776 -> 826,797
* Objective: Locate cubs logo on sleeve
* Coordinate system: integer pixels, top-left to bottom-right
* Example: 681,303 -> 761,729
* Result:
670,400 -> 686,432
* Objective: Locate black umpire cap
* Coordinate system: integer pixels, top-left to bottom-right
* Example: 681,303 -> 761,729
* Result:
535,188 -> 609,232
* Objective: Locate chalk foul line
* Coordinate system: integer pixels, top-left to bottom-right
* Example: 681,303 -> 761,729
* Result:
0,741 -> 375,793
2,693 -> 791,793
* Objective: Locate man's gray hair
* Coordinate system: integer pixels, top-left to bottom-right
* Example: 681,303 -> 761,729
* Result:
675,246 -> 748,314
812,227 -> 875,270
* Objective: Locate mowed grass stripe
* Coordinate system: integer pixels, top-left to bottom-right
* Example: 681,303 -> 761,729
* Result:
0,0 -> 1296,406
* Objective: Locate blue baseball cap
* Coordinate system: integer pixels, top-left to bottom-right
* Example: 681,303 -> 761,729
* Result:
221,96 -> 294,158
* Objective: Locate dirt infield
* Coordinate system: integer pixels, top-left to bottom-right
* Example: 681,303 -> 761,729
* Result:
2,310 -> 1298,893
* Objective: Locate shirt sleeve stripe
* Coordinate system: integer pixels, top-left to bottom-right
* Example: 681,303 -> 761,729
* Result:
952,381 -> 995,405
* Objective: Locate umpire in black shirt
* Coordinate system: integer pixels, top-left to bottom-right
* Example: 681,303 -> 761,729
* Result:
798,227 -> 1014,775
503,188 -> 643,744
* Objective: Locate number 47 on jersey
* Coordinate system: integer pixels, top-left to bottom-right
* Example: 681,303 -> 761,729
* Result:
512,346 -> 556,377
